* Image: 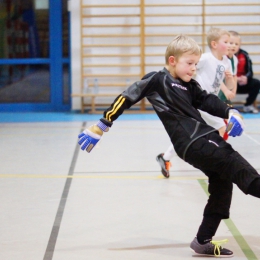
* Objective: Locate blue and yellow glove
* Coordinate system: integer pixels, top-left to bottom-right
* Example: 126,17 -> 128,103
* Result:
226,109 -> 245,137
78,120 -> 110,152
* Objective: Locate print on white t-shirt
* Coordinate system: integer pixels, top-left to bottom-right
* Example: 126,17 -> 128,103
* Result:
211,65 -> 225,95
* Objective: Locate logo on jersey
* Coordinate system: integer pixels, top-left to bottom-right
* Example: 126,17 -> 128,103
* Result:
171,83 -> 187,90
208,140 -> 219,147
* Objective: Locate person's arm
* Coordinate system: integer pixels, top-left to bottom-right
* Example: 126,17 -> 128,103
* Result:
224,59 -> 236,96
232,56 -> 238,94
232,75 -> 237,95
225,70 -> 235,90
220,81 -> 236,100
191,80 -> 231,119
237,75 -> 247,86
192,80 -> 245,137
78,74 -> 156,152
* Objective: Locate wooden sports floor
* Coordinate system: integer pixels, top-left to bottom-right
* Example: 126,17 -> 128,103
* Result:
0,112 -> 259,260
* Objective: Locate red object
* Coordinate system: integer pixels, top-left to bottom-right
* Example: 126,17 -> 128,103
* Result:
236,52 -> 246,77
223,131 -> 229,141
223,119 -> 229,141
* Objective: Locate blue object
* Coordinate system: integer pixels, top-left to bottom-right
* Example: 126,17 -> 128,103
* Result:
97,121 -> 109,131
228,116 -> 243,137
78,132 -> 100,152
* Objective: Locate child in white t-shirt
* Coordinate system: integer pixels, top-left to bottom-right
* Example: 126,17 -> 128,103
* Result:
196,28 -> 235,136
156,28 -> 235,178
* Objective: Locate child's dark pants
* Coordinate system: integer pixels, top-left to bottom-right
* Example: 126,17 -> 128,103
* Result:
185,132 -> 260,241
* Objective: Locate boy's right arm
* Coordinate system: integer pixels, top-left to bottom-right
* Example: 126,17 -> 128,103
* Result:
78,75 -> 155,152
77,94 -> 135,152
78,119 -> 111,152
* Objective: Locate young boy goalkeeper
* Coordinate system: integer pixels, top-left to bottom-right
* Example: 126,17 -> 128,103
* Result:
78,35 -> 260,258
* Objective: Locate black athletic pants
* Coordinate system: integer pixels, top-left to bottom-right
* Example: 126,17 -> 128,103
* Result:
185,132 -> 260,218
184,132 -> 260,241
236,78 -> 260,106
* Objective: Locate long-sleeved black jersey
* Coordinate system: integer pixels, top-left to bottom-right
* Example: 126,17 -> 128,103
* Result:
101,67 -> 231,160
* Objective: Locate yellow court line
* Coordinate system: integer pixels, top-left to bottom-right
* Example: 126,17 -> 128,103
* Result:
0,127 -> 169,138
0,174 -> 208,180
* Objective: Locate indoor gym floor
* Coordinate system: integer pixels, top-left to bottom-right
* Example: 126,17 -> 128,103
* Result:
0,112 -> 259,260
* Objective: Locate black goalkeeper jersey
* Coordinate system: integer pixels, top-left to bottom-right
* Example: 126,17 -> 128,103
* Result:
101,67 -> 231,160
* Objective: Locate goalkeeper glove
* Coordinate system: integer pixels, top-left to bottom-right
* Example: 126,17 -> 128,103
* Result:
226,109 -> 245,137
78,120 -> 110,152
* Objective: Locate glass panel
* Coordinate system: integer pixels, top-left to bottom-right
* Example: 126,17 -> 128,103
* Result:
63,64 -> 70,104
0,64 -> 50,103
0,0 -> 49,59
62,0 -> 70,105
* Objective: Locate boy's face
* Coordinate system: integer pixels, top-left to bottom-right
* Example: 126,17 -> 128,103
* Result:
229,35 -> 240,55
170,52 -> 200,82
213,34 -> 230,56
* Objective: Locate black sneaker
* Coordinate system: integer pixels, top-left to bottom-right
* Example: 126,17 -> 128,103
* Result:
190,237 -> 233,258
156,153 -> 171,178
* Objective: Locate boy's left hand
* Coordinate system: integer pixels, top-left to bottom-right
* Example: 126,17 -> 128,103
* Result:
226,109 -> 245,137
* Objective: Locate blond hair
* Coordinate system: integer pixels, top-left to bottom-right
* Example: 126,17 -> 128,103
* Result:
207,28 -> 230,48
165,34 -> 201,64
229,30 -> 240,38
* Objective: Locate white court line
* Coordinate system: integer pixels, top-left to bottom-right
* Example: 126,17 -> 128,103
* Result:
243,132 -> 260,146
